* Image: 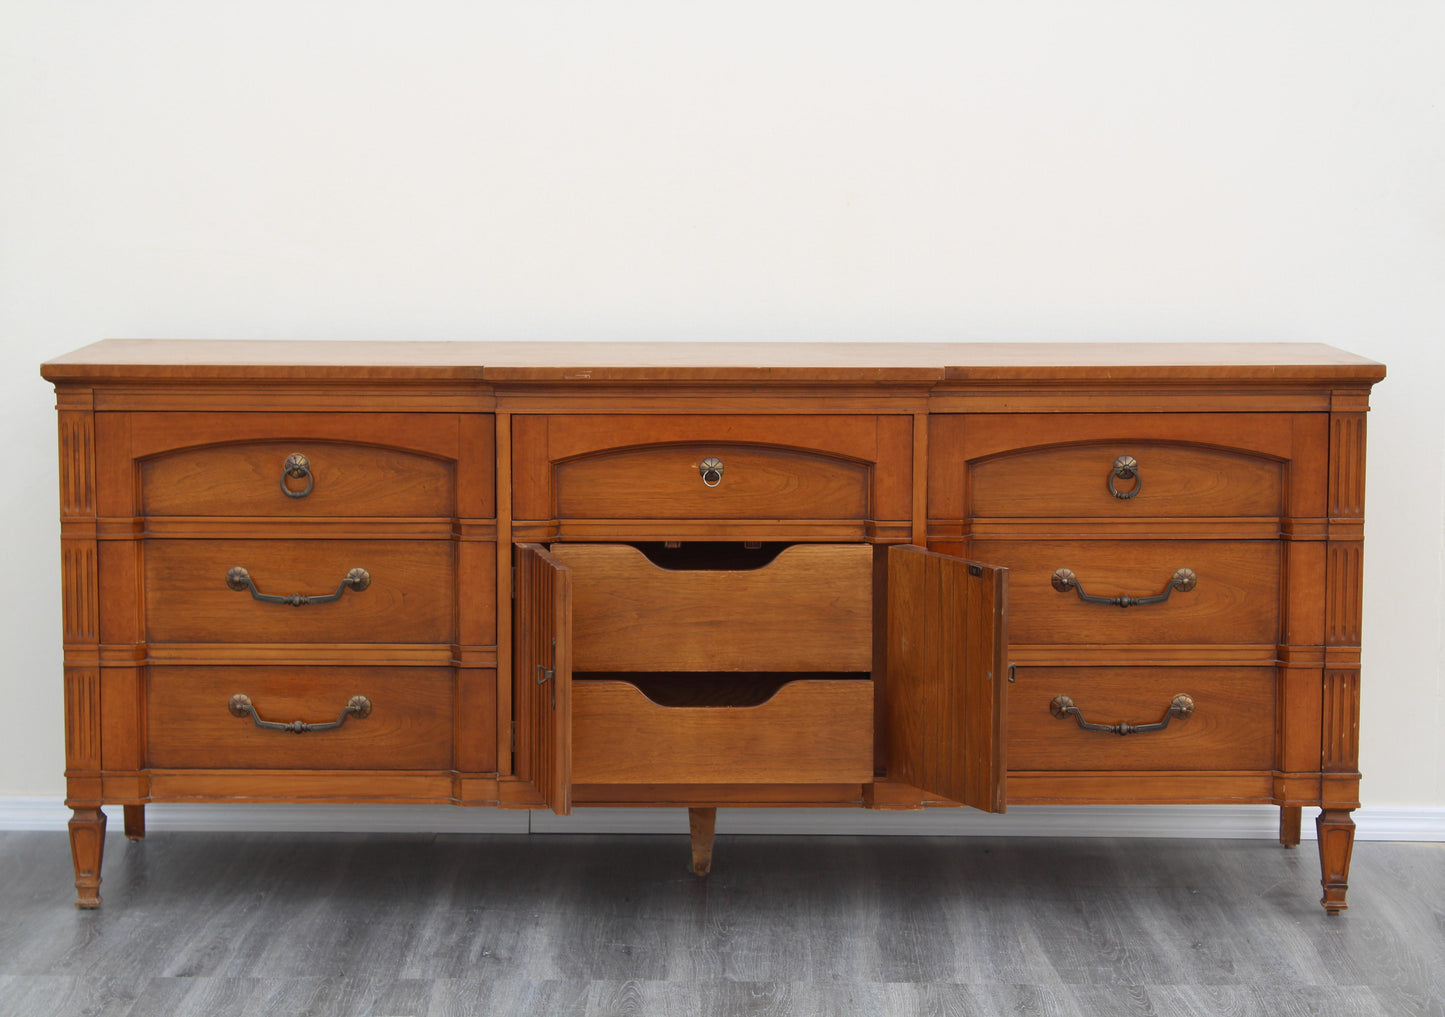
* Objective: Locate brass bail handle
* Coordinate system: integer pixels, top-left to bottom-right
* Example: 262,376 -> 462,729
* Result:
1050,693 -> 1195,736
699,457 -> 724,488
226,566 -> 371,606
1108,455 -> 1141,500
228,693 -> 372,733
281,453 -> 314,498
1051,567 -> 1196,608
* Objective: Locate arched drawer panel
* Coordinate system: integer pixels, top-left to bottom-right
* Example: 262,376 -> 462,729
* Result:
511,413 -> 912,531
141,439 -> 455,517
969,441 -> 1283,518
554,443 -> 869,521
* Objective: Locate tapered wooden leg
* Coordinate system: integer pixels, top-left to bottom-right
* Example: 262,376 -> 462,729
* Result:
123,804 -> 145,841
68,807 -> 107,909
1279,805 -> 1302,848
1316,808 -> 1356,915
688,807 -> 717,877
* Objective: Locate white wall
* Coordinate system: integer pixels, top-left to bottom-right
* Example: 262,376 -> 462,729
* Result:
2,1 -> 1441,808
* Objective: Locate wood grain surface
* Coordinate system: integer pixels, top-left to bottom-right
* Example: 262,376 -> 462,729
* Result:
1007,666 -> 1276,771
968,440 -> 1284,519
512,413 -> 911,527
41,338 -> 1387,382
552,543 -> 872,672
143,539 -> 457,644
553,443 -> 871,522
885,546 -> 1006,812
970,539 -> 1280,645
146,666 -> 455,770
141,439 -> 456,518
572,678 -> 874,784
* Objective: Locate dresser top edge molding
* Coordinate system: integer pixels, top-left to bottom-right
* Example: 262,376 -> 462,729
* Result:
40,340 -> 1387,387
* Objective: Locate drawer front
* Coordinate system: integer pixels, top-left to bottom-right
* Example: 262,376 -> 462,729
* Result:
513,414 -> 913,527
550,543 -> 873,672
148,666 -> 453,769
144,539 -> 456,643
1008,667 -> 1276,771
969,441 -> 1283,518
555,443 -> 869,521
141,439 -> 455,517
113,411 -> 491,519
572,677 -> 874,784
970,539 -> 1280,645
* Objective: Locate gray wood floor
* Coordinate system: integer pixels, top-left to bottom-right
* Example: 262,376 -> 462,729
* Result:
0,829 -> 1441,1016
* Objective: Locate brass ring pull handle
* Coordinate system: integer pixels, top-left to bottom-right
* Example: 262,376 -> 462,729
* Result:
1108,455 -> 1140,500
1051,567 -> 1196,608
1050,693 -> 1195,736
225,566 -> 371,606
228,693 -> 372,733
280,453 -> 314,499
699,457 -> 724,487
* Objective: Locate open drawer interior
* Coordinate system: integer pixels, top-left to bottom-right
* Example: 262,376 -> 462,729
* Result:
549,542 -> 873,672
572,673 -> 874,784
549,542 -> 877,784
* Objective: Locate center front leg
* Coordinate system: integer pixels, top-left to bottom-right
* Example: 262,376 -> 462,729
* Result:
688,807 -> 717,876
123,804 -> 146,841
1279,805 -> 1302,848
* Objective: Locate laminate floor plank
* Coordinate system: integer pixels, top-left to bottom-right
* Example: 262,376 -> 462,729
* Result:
1,831 -> 1442,1017
0,975 -> 142,1017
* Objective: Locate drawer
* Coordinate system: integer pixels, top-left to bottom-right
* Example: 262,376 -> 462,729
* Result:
513,414 -> 913,527
141,439 -> 455,517
969,539 -> 1280,645
1007,667 -> 1276,771
144,539 -> 456,643
147,666 -> 453,769
550,543 -> 873,671
554,443 -> 869,520
114,411 -> 491,519
969,440 -> 1283,518
572,676 -> 874,784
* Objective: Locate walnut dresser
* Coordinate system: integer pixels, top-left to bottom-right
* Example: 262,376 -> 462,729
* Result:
40,340 -> 1385,913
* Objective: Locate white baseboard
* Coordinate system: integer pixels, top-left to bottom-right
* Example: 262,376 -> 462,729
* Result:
2,797 -> 1442,841
528,804 -> 1445,841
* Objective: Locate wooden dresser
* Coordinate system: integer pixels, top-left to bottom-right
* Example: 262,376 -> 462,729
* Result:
41,341 -> 1385,913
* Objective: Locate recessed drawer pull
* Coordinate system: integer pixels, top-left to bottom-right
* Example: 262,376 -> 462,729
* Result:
1051,567 -> 1196,607
699,456 -> 724,487
227,693 -> 372,733
225,566 -> 371,606
1049,693 -> 1194,736
1108,455 -> 1141,499
280,453 -> 314,498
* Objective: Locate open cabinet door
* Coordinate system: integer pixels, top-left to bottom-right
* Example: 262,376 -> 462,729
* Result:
886,545 -> 1007,812
514,544 -> 572,815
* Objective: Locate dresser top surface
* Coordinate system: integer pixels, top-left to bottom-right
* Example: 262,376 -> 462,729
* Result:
41,339 -> 1385,384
